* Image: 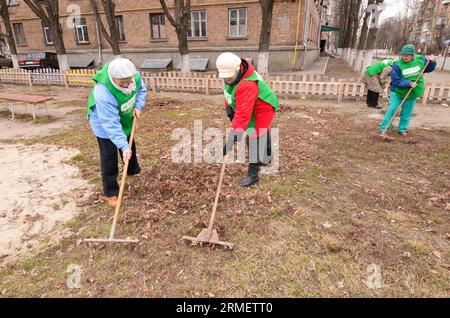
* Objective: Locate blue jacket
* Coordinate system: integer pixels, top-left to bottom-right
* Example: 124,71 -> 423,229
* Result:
89,78 -> 147,151
390,57 -> 436,91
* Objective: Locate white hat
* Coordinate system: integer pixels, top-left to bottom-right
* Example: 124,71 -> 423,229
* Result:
108,57 -> 137,79
216,52 -> 241,78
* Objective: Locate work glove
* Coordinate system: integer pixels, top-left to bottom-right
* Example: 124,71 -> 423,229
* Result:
427,55 -> 436,63
225,105 -> 235,122
223,130 -> 244,156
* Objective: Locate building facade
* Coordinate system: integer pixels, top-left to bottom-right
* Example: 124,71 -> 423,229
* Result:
0,0 -> 322,72
416,0 -> 450,53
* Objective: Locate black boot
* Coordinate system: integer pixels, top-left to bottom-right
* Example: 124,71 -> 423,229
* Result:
239,163 -> 260,187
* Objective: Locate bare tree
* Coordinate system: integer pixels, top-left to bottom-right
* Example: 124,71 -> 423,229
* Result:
257,0 -> 274,74
89,0 -> 121,57
24,0 -> 69,71
342,0 -> 354,49
354,0 -> 379,71
350,0 -> 363,48
338,0 -> 364,64
160,0 -> 191,73
434,24 -> 450,53
0,0 -> 19,68
365,0 -> 385,50
377,0 -> 420,53
348,0 -> 363,65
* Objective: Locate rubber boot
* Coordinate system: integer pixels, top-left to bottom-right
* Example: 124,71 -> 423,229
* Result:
239,163 -> 260,187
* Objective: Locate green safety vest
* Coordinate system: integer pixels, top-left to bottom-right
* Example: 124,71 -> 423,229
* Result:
87,62 -> 141,137
224,71 -> 278,135
366,59 -> 393,77
394,55 -> 426,100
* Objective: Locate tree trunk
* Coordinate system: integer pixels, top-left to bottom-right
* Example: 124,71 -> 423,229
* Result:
57,54 -> 70,72
361,0 -> 384,74
51,22 -> 69,71
103,0 -> 121,56
160,0 -> 191,73
90,0 -> 121,56
257,51 -> 269,74
0,0 -> 19,68
349,0 -> 362,66
24,0 -> 69,71
179,54 -> 190,73
177,22 -> 190,73
361,51 -> 373,76
342,0 -> 355,64
257,0 -> 274,74
354,0 -> 372,72
11,55 -> 19,68
366,0 -> 384,50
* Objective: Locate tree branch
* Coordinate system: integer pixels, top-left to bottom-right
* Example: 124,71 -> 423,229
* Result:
160,0 -> 180,30
23,0 -> 50,24
89,0 -> 113,46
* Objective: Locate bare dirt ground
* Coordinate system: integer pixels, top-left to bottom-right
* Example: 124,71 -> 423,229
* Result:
0,144 -> 92,264
0,85 -> 449,297
0,84 -> 89,141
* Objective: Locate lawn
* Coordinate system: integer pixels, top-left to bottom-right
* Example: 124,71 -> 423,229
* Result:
0,92 -> 449,297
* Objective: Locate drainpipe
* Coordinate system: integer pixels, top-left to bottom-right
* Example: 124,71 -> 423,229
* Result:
291,0 -> 302,70
95,20 -> 103,65
302,0 -> 311,70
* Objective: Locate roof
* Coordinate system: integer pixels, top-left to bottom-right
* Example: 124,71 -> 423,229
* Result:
69,58 -> 94,68
140,58 -> 172,69
176,58 -> 209,71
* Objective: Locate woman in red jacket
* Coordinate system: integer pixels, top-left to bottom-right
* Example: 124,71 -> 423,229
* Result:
217,52 -> 279,187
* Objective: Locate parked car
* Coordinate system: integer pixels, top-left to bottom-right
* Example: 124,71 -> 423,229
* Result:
0,54 -> 13,68
18,52 -> 59,69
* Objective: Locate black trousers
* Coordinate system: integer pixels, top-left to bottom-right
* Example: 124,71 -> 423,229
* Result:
366,90 -> 380,107
96,137 -> 141,197
247,130 -> 272,165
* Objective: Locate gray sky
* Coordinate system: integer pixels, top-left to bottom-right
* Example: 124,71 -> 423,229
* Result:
379,0 -> 407,22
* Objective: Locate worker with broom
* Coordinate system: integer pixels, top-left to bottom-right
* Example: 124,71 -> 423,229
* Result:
379,45 -> 436,136
217,52 -> 278,187
87,58 -> 147,207
362,58 -> 393,109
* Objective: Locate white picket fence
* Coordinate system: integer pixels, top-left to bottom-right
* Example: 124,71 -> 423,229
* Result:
0,68 -> 449,103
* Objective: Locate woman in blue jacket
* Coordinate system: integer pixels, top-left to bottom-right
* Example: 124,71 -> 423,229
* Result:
380,45 -> 436,136
87,58 -> 147,207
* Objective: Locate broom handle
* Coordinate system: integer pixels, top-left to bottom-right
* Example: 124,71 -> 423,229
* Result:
382,60 -> 430,134
207,155 -> 228,234
109,116 -> 137,239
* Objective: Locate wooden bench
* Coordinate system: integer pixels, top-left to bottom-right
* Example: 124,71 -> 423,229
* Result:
0,93 -> 53,120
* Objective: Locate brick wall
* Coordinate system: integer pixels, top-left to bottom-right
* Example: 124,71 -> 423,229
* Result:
2,0 -> 321,71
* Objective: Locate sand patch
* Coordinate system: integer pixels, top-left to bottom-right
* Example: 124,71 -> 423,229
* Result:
0,143 -> 91,264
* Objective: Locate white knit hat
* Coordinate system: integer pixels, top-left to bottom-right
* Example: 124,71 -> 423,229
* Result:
108,57 -> 137,79
216,52 -> 242,78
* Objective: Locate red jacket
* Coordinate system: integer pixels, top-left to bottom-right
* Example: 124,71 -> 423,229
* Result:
225,60 -> 275,138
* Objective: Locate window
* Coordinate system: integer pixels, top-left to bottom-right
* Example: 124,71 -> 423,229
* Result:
188,10 -> 207,38
42,24 -> 53,44
150,13 -> 166,39
229,8 -> 247,37
115,15 -> 126,41
7,0 -> 19,6
436,17 -> 447,27
74,18 -> 89,44
13,23 -> 26,45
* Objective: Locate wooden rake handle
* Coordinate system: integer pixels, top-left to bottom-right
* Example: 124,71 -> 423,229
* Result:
109,116 -> 137,239
204,131 -> 246,240
206,154 -> 228,235
381,60 -> 430,134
